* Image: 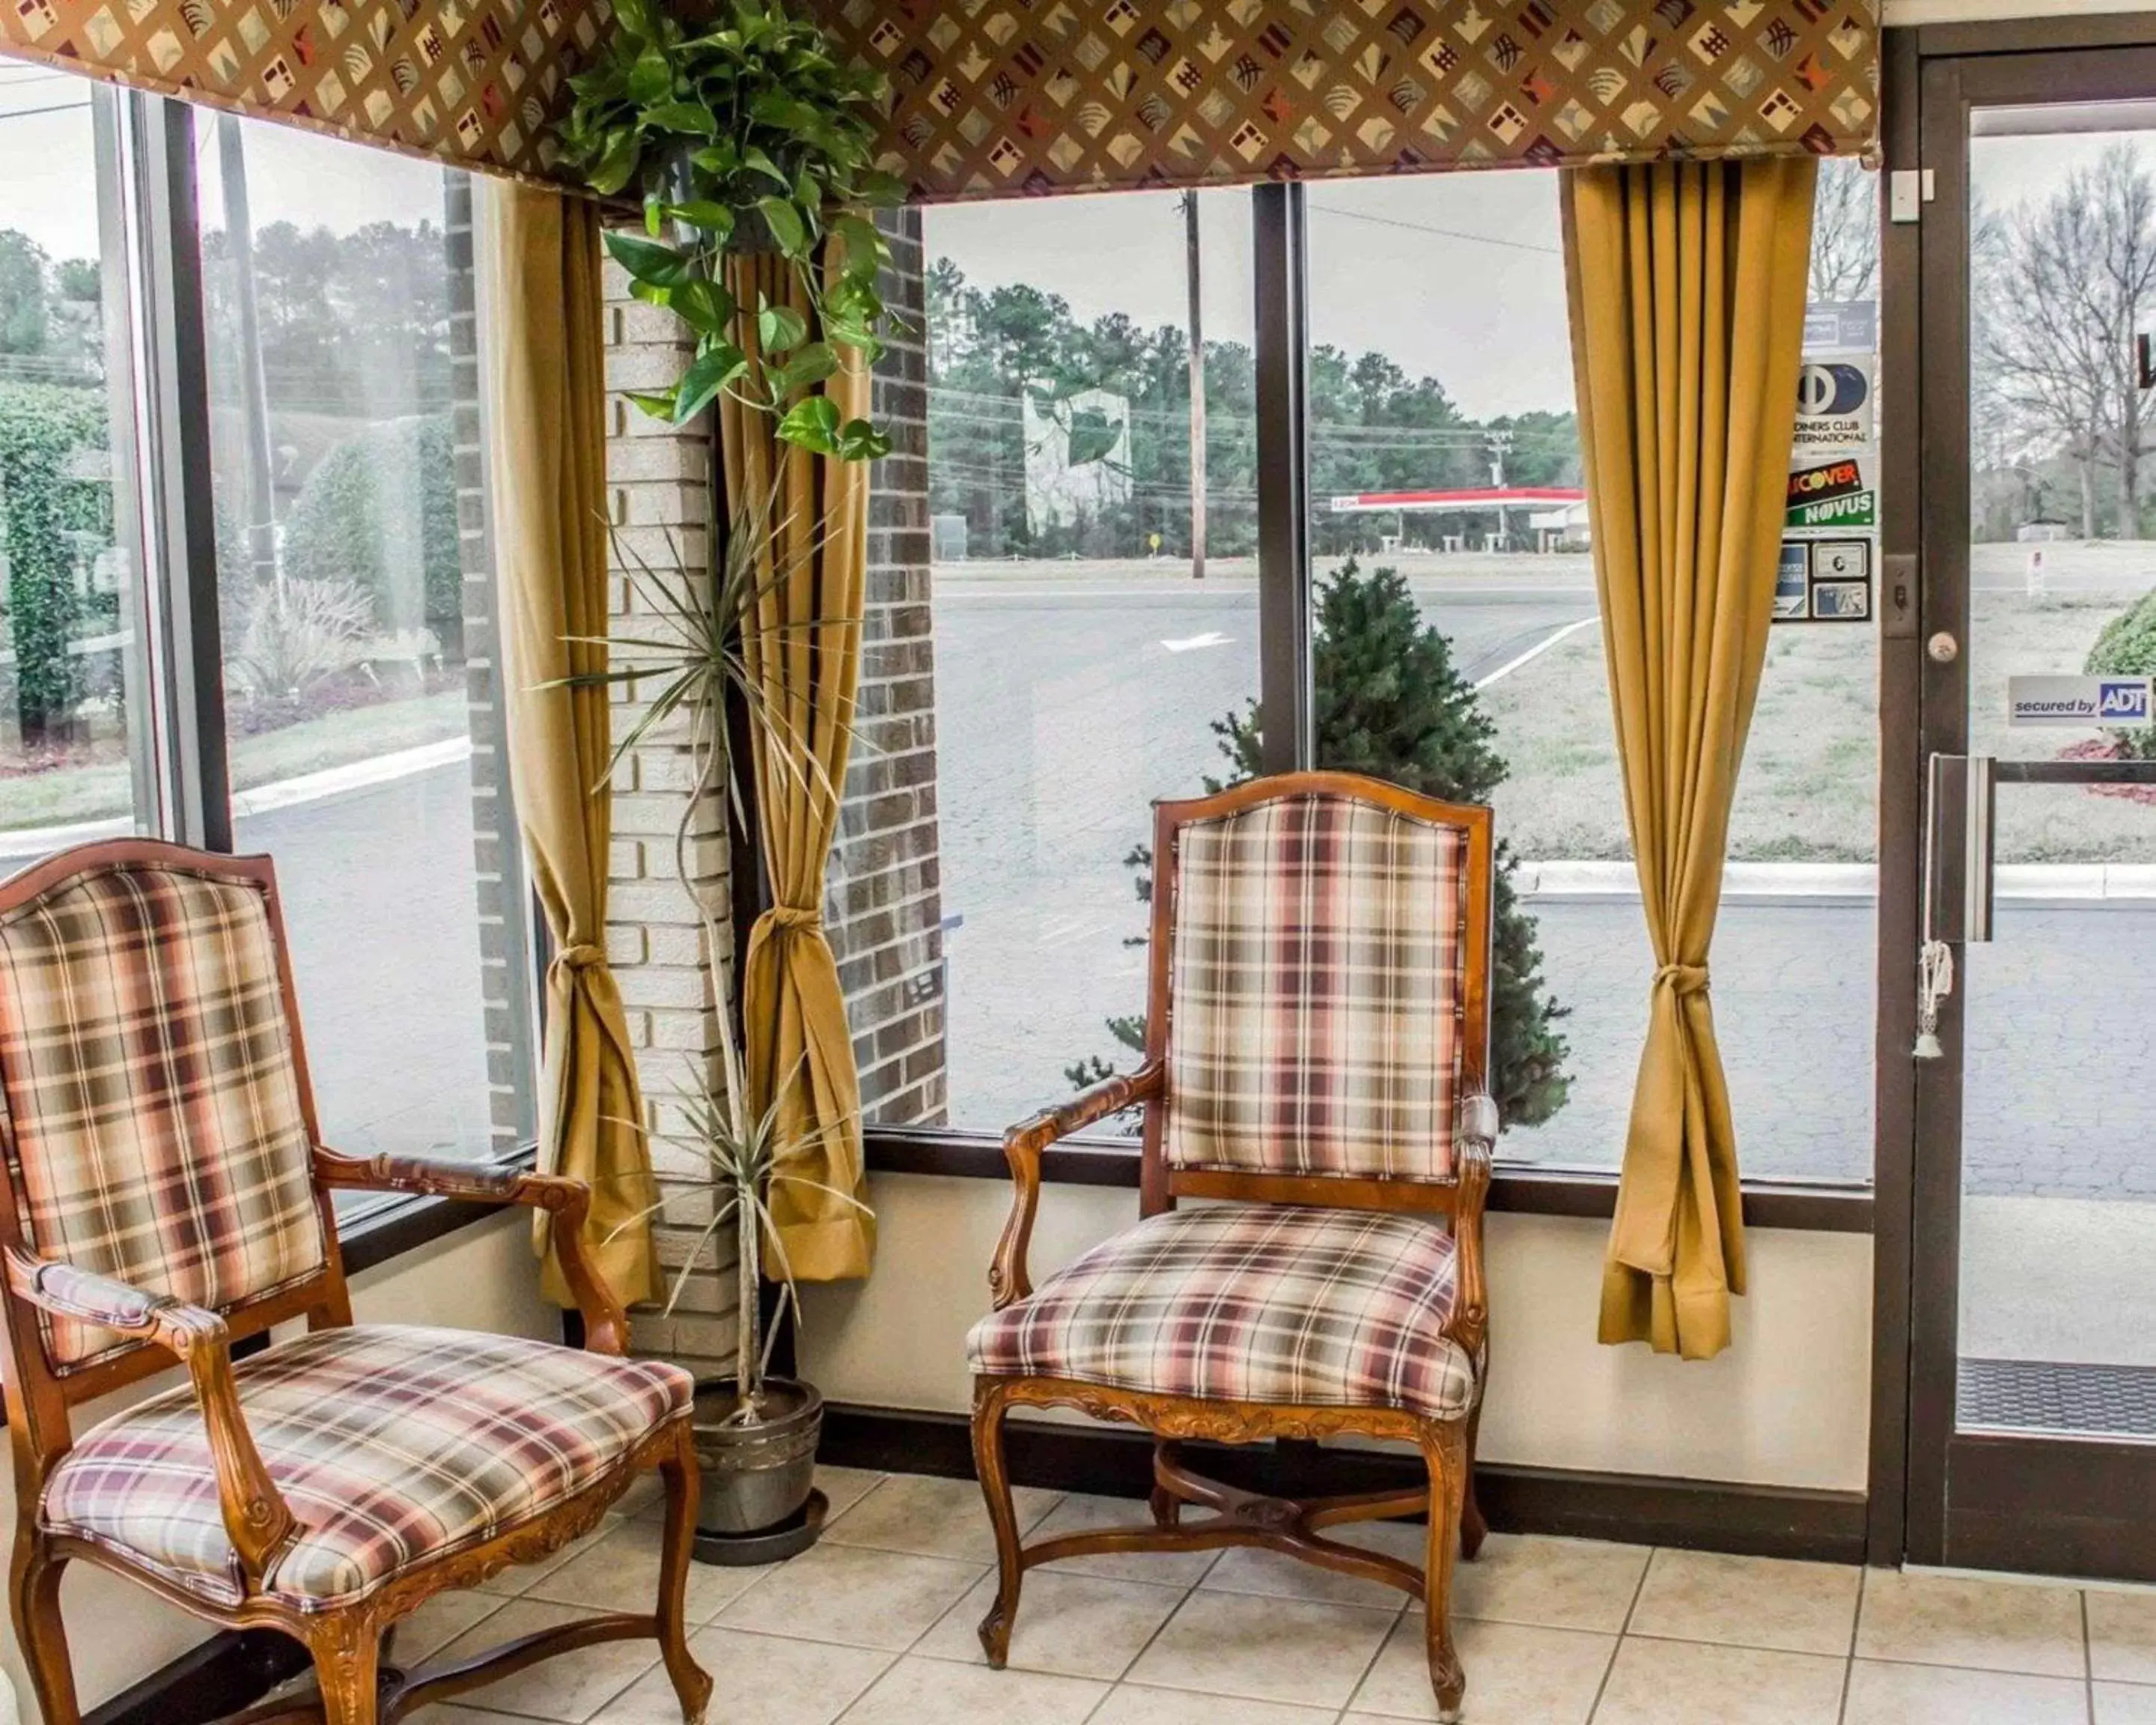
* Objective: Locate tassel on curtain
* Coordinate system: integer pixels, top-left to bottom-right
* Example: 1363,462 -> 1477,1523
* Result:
1561,156 -> 1818,1360
478,180 -> 660,1308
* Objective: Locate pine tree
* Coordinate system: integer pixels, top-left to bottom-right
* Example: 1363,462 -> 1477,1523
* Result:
1068,557 -> 1571,1130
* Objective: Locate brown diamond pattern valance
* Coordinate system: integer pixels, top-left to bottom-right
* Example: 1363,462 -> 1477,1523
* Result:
0,0 -> 1877,195
809,0 -> 1881,203
0,0 -> 600,185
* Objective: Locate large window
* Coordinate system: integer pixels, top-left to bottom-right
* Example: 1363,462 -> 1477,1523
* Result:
0,89 -> 536,1186
0,72 -> 156,850
840,164 -> 1885,1190
832,189 -> 1255,1131
198,117 -> 533,1165
1302,166 -> 1882,1183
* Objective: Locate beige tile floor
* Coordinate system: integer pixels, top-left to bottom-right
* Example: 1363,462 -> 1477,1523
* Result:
392,1465 -> 2156,1725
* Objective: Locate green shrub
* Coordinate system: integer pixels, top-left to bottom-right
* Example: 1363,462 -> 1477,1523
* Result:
279,415 -> 462,654
1071,559 -> 1572,1131
2086,588 -> 2156,756
0,382 -> 110,744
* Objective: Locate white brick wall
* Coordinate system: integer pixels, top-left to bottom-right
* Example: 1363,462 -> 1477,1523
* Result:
600,252 -> 738,1379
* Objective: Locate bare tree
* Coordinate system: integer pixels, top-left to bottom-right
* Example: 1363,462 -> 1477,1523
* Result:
1982,142 -> 2156,538
1809,157 -> 1881,305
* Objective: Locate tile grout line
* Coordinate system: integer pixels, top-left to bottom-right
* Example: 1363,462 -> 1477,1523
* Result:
1836,1563 -> 1867,1725
1582,1540 -> 1659,1723
1072,1556 -> 1210,1725
2084,1589 -> 2096,1725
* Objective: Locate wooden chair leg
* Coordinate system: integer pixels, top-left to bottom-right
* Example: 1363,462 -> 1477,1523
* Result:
10,1539 -> 80,1725
1461,1401 -> 1488,1560
656,1433 -> 715,1725
1148,1440 -> 1181,1529
1419,1420 -> 1470,1725
310,1616 -> 381,1725
971,1379 -> 1023,1667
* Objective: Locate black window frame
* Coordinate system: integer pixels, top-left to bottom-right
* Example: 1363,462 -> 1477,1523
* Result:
842,179 -> 1875,1235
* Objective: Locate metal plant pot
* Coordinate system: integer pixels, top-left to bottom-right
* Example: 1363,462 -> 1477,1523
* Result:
664,148 -> 784,255
692,1377 -> 823,1536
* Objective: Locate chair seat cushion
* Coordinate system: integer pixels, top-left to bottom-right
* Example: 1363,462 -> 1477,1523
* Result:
41,1324 -> 692,1612
966,1205 -> 1477,1420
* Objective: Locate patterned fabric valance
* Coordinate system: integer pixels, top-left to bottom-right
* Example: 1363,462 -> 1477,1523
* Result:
808,0 -> 1881,203
0,0 -> 603,185
0,0 -> 1877,195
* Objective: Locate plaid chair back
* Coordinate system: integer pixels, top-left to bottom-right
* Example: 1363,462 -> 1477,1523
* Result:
0,860 -> 326,1372
1162,790 -> 1468,1183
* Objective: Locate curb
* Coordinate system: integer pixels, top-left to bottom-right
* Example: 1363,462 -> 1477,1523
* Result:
0,736 -> 473,860
1521,860 -> 2156,904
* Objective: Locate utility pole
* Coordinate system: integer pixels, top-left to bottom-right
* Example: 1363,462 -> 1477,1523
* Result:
1487,428 -> 1514,553
216,113 -> 280,592
1184,190 -> 1206,581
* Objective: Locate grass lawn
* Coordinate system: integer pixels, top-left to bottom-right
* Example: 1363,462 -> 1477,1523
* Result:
1483,559 -> 2156,865
0,691 -> 468,833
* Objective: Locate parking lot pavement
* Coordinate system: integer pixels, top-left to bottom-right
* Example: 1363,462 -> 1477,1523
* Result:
10,553 -> 2143,1201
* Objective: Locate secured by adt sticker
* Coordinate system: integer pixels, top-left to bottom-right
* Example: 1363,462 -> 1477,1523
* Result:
2007,675 -> 2154,726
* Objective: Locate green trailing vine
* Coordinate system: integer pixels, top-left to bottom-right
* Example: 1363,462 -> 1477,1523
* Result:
557,0 -> 904,460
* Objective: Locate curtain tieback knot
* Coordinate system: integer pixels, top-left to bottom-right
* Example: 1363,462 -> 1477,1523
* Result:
552,943 -> 609,978
1653,963 -> 1710,997
764,906 -> 824,937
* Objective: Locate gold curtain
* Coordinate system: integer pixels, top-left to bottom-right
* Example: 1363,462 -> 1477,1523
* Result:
719,255 -> 877,1283
479,180 -> 660,1309
1561,158 -> 1817,1360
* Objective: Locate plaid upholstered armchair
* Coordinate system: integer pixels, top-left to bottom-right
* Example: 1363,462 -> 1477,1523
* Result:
0,841 -> 710,1725
967,773 -> 1499,1724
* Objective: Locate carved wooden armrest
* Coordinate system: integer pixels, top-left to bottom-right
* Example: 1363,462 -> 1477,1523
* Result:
1445,1094 -> 1496,1360
990,1062 -> 1165,1310
4,1247 -> 297,1586
312,1149 -> 630,1357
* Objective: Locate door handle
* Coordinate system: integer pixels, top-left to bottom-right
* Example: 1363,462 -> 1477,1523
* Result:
1915,752 -> 1996,1059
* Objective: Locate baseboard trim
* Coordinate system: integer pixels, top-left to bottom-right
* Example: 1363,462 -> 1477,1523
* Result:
820,1402 -> 1869,1564
83,1626 -> 309,1725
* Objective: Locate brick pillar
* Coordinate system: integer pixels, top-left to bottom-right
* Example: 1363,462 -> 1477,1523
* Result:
595,209 -> 946,1375
828,207 -> 948,1127
600,247 -> 738,1376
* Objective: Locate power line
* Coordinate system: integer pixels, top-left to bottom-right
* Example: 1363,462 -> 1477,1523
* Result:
0,100 -> 91,123
1305,200 -> 1563,258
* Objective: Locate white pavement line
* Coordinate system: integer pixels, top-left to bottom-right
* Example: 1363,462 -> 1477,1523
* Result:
0,735 -> 473,860
1472,615 -> 1601,690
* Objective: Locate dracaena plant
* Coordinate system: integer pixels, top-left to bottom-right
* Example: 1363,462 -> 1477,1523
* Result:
557,0 -> 904,461
564,488 -> 870,1420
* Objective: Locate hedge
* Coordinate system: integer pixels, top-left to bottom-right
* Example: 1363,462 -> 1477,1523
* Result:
278,415 -> 462,653
0,382 -> 111,744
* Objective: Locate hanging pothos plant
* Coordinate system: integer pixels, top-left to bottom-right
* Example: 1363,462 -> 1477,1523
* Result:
557,0 -> 904,460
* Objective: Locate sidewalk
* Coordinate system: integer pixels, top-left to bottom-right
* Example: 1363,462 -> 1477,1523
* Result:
1522,859 -> 2156,904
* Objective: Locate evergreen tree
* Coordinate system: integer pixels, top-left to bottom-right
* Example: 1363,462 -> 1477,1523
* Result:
1070,557 -> 1571,1131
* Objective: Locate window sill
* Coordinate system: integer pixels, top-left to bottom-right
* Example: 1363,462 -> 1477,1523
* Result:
336,1144 -> 541,1277
862,1126 -> 1873,1233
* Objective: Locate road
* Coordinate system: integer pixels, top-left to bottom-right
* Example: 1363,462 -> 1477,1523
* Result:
926,563 -> 2156,1198
10,558 -> 2146,1196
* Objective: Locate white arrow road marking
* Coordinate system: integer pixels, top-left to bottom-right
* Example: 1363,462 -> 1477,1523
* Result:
1161,631 -> 1231,653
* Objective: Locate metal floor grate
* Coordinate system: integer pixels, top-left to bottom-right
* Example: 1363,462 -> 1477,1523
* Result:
1959,1357 -> 2156,1439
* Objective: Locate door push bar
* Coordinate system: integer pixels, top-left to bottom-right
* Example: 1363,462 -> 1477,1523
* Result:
1914,752 -> 1995,1060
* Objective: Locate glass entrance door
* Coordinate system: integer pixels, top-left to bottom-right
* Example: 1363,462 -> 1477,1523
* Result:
1911,46 -> 2156,1578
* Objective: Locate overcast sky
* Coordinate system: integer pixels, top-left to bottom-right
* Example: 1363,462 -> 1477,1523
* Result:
3,61 -> 2149,422
928,173 -> 1574,422
0,67 -> 444,262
